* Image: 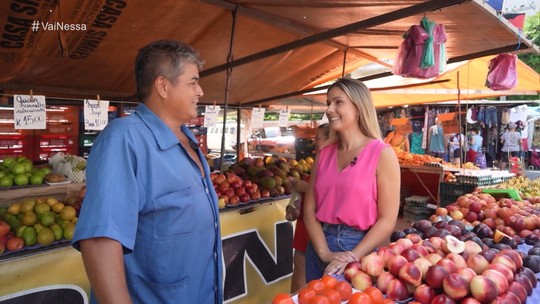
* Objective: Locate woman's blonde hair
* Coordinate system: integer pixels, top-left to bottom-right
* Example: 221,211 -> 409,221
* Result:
328,78 -> 382,140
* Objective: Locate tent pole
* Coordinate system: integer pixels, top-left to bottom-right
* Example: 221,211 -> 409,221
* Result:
457,71 -> 463,168
219,6 -> 238,172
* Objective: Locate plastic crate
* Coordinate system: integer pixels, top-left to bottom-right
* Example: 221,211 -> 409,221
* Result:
481,188 -> 522,201
403,208 -> 433,222
438,182 -> 477,207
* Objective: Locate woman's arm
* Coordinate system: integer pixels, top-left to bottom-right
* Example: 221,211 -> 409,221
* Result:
303,157 -> 333,263
348,146 -> 401,260
404,136 -> 410,153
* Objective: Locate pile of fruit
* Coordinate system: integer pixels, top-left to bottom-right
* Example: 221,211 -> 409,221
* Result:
49,153 -> 86,183
272,275 -> 393,304
0,195 -> 83,256
0,156 -> 52,188
342,230 -> 538,303
214,156 -> 313,208
433,192 -> 540,245
492,176 -> 540,199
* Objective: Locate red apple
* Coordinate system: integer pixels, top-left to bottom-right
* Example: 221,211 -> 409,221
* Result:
250,192 -> 261,200
218,182 -> 230,193
242,180 -> 252,188
218,195 -> 229,205
225,187 -> 235,198
0,220 -> 9,238
235,187 -> 246,196
260,190 -> 270,198
238,193 -> 250,203
228,195 -> 239,206
245,185 -> 257,195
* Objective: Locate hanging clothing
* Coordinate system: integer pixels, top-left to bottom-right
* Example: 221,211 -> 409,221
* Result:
429,125 -> 445,153
410,132 -> 425,154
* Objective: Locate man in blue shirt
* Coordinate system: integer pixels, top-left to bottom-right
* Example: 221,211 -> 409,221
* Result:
72,40 -> 223,303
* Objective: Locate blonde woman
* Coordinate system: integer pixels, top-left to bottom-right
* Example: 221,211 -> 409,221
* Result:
303,78 -> 400,280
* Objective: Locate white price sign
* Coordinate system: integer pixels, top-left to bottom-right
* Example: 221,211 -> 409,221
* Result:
204,105 -> 221,127
84,99 -> 109,130
13,95 -> 46,129
251,108 -> 265,129
278,109 -> 290,127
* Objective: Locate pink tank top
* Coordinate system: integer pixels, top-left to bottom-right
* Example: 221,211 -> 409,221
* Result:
314,140 -> 388,230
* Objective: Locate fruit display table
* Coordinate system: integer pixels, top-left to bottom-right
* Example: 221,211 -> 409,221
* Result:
0,183 -> 85,206
400,165 -> 450,205
0,196 -> 293,304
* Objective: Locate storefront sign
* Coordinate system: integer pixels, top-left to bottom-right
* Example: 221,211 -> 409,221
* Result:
13,95 -> 46,129
83,99 -> 109,131
278,109 -> 290,127
250,108 -> 265,129
204,105 -> 220,127
438,112 -> 459,134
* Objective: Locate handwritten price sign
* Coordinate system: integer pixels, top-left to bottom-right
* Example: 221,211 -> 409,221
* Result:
13,95 -> 46,129
84,99 -> 109,130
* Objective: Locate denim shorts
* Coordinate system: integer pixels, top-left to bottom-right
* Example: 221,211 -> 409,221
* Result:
305,223 -> 368,281
485,107 -> 498,127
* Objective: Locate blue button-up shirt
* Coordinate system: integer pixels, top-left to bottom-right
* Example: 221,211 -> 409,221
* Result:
73,103 -> 223,303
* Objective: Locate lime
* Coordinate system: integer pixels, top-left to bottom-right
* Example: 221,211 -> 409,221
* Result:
37,227 -> 55,246
22,160 -> 33,173
13,174 -> 29,186
0,171 -> 6,179
0,176 -> 13,188
30,174 -> 43,185
39,167 -> 52,175
2,156 -> 15,166
10,163 -> 25,175
16,156 -> 27,162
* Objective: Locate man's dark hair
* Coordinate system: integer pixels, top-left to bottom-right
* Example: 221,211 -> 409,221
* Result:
135,40 -> 204,102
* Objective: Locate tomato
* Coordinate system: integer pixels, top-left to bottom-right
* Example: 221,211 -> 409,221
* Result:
307,279 -> 326,294
272,293 -> 294,304
322,289 -> 341,304
298,287 -> 317,304
321,274 -> 339,290
382,298 -> 395,304
348,291 -> 372,304
364,286 -> 385,304
334,281 -> 353,301
308,295 -> 330,304
6,236 -> 24,251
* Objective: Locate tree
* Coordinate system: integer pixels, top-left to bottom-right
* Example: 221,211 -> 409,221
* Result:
508,12 -> 540,100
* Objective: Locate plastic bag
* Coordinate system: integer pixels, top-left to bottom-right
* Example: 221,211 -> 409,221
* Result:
285,191 -> 302,221
474,147 -> 487,169
486,53 -> 517,90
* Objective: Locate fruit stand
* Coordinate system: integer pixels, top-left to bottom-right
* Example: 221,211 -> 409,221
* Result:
0,182 -> 295,303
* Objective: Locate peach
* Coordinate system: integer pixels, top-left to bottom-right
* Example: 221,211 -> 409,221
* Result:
436,258 -> 458,274
431,294 -> 457,304
481,269 -> 509,294
492,254 -> 517,273
413,257 -> 432,280
425,253 -> 443,265
377,246 -> 396,262
425,264 -> 448,289
456,267 -> 476,284
491,292 -> 520,304
411,243 -> 429,256
387,254 -> 408,276
507,281 -> 527,304
398,262 -> 422,287
360,252 -> 384,277
376,271 -> 395,293
413,284 -> 436,304
350,270 -> 372,291
396,238 -> 413,250
445,252 -> 467,269
470,275 -> 498,303
466,254 -> 490,275
343,260 -> 361,282
442,273 -> 470,301
386,279 -> 410,302
400,248 -> 421,262
428,236 -> 445,249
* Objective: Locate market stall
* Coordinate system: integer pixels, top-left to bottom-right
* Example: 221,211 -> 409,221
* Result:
0,183 -> 295,304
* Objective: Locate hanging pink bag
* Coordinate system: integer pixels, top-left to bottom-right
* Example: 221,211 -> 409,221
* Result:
486,53 -> 518,90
